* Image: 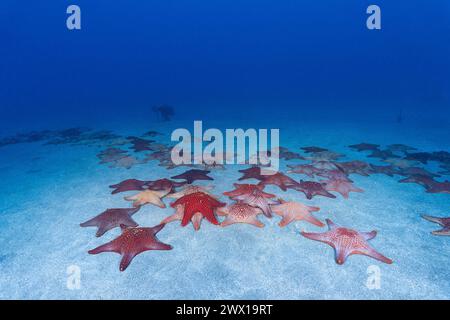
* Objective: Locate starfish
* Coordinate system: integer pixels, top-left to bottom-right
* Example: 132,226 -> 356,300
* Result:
368,149 -> 400,160
311,160 -> 340,171
127,136 -> 155,152
256,172 -> 299,191
238,167 -> 263,181
217,203 -> 265,228
288,180 -> 336,200
422,215 -> 450,236
304,151 -> 344,162
301,219 -> 393,265
426,181 -> 450,194
161,206 -> 205,230
399,175 -> 436,189
109,179 -> 149,194
369,164 -> 400,177
143,130 -> 163,137
279,150 -> 305,161
109,156 -> 143,169
167,185 -> 215,199
383,158 -> 420,168
301,146 -> 328,153
335,161 -> 371,176
386,144 -> 417,153
171,169 -> 214,184
169,192 -> 226,227
431,151 -> 450,163
316,169 -> 352,182
224,183 -> 277,217
88,224 -> 172,271
323,179 -> 364,199
124,188 -> 171,208
349,143 -> 380,152
271,199 -> 323,227
399,167 -> 440,178
404,152 -> 432,164
145,178 -> 186,192
287,164 -> 322,178
80,207 -> 140,237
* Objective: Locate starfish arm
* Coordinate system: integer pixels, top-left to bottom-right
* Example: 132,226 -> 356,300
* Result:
361,230 -> 377,241
201,208 -> 219,225
308,206 -> 321,212
334,246 -> 351,265
216,207 -> 229,216
151,223 -> 166,235
155,189 -> 171,198
127,207 -> 141,216
422,215 -> 447,226
432,228 -> 450,236
88,241 -> 120,255
95,226 -> 109,237
147,241 -> 173,251
124,195 -> 138,201
359,246 -> 393,264
245,216 -> 265,228
161,206 -> 184,225
325,219 -> 338,230
278,215 -> 295,227
300,231 -> 333,245
152,197 -> 167,208
80,217 -> 99,228
119,253 -> 137,272
191,213 -> 204,230
220,217 -> 236,227
304,214 -> 325,227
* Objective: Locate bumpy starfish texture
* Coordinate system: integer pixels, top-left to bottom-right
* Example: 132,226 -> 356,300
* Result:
224,184 -> 277,217
301,219 -> 393,265
169,192 -> 226,227
288,180 -> 336,200
88,224 -> 172,271
323,179 -> 364,199
256,172 -> 299,191
271,199 -> 323,227
422,215 -> 450,236
109,179 -> 149,194
171,169 -> 214,184
125,188 -> 171,208
217,203 -> 265,228
80,207 -> 140,237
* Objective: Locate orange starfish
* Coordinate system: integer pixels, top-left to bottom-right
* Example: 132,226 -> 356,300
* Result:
270,199 -> 323,227
217,203 -> 265,228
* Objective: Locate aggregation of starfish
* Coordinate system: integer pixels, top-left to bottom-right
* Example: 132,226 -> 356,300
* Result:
58,129 -> 450,271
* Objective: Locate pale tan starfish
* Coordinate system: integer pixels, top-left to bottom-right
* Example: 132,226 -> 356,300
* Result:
217,203 -> 265,228
323,179 -> 364,199
166,185 -> 215,199
124,188 -> 171,208
270,199 -> 323,227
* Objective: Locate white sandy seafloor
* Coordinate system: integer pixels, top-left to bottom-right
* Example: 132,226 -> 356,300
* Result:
0,118 -> 449,300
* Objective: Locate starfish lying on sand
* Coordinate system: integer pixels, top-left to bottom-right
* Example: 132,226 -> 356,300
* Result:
109,156 -> 143,169
271,199 -> 323,227
301,146 -> 328,153
166,185 -> 215,199
383,158 -> 420,168
80,207 -> 140,237
426,181 -> 450,194
349,143 -> 380,152
171,169 -> 214,184
316,169 -> 352,182
323,179 -> 364,199
109,179 -> 149,194
238,167 -> 263,181
398,167 -> 440,178
256,172 -> 299,191
311,160 -> 340,171
288,180 -> 336,200
304,151 -> 344,162
145,178 -> 186,192
335,161 -> 371,176
125,189 -> 171,208
88,224 -> 172,271
404,152 -> 433,164
369,164 -> 400,177
422,215 -> 450,236
287,164 -> 322,178
386,144 -> 417,153
398,175 -> 437,189
368,149 -> 400,160
301,219 -> 393,265
224,183 -> 277,218
166,192 -> 226,229
217,203 -> 265,228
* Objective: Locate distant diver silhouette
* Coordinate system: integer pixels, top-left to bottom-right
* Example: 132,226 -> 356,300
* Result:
153,104 -> 175,121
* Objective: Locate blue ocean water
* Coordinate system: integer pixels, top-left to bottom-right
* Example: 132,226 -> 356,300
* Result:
0,1 -> 449,299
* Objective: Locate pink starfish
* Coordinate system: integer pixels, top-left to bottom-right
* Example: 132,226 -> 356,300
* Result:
256,172 -> 299,191
270,199 -> 323,227
217,203 -> 265,228
287,164 -> 322,178
88,224 -> 172,271
422,215 -> 450,236
323,179 -> 364,199
223,184 -> 277,217
301,219 -> 393,265
80,207 -> 140,237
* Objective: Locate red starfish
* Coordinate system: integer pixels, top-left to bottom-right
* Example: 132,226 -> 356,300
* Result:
224,183 -> 277,217
109,179 -> 149,194
170,192 -> 225,226
256,172 -> 299,191
88,224 -> 172,271
145,178 -> 186,192
238,167 -> 263,181
301,219 -> 393,265
422,215 -> 450,236
80,207 -> 140,237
